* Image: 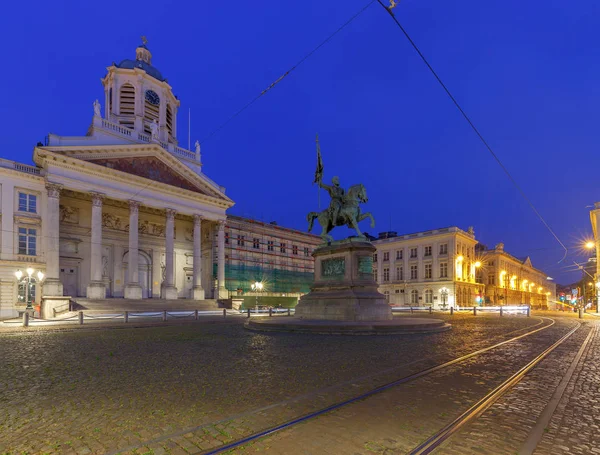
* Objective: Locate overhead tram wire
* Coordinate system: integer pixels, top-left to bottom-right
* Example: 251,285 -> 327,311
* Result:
123,0 -> 377,204
198,0 -> 377,146
375,0 -> 569,264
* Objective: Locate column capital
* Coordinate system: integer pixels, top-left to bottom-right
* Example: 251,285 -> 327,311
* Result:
193,214 -> 203,226
165,208 -> 177,221
128,200 -> 141,214
218,219 -> 226,230
90,192 -> 105,207
46,183 -> 63,199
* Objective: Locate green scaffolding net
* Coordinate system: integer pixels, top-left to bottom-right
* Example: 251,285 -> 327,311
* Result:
213,264 -> 314,294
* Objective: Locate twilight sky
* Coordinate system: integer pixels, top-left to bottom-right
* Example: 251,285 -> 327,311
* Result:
1,0 -> 598,284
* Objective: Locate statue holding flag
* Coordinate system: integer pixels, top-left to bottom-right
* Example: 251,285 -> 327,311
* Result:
308,135 -> 375,242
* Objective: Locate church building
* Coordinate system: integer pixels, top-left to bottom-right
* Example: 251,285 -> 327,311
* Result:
0,40 -> 319,318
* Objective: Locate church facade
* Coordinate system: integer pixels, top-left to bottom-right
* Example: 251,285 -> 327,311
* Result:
0,41 -> 317,319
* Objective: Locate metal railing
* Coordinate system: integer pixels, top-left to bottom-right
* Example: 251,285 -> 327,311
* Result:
391,305 -> 530,316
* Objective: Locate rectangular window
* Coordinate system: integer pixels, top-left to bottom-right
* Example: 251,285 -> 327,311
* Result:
293,245 -> 298,255
280,243 -> 286,253
18,227 -> 36,255
267,240 -> 274,251
384,291 -> 390,302
410,248 -> 417,259
410,264 -> 418,280
373,253 -> 378,262
383,252 -> 389,261
237,235 -> 245,246
488,274 -> 495,285
424,246 -> 432,257
425,263 -> 432,279
304,247 -> 310,257
225,232 -> 229,244
18,193 -> 37,213
439,244 -> 448,255
396,266 -> 403,281
396,250 -> 403,260
425,290 -> 433,304
383,268 -> 390,282
253,238 -> 260,249
440,262 -> 448,278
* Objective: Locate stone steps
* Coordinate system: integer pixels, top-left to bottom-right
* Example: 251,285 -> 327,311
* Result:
71,298 -> 219,312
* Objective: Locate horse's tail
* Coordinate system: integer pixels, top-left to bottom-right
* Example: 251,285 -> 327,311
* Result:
307,212 -> 318,232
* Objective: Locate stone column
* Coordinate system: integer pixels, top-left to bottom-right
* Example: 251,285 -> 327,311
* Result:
217,220 -> 226,298
86,193 -> 106,299
161,208 -> 178,299
192,214 -> 205,300
124,200 -> 142,299
43,183 -> 63,296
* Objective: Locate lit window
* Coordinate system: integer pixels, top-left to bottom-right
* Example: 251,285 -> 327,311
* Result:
440,262 -> 448,278
18,227 -> 36,255
18,193 -> 37,213
425,263 -> 432,279
425,289 -> 433,304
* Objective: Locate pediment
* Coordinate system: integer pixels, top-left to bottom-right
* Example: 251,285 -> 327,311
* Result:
522,257 -> 532,267
88,156 -> 208,195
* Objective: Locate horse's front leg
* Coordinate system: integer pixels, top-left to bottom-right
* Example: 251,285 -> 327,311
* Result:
358,212 -> 376,229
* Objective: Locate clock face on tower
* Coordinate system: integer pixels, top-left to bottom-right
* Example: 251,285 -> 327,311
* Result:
145,90 -> 160,105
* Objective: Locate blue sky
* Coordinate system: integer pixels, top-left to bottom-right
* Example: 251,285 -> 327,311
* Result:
1,0 -> 598,284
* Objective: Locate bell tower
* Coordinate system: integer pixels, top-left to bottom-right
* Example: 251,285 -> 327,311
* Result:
101,37 -> 180,144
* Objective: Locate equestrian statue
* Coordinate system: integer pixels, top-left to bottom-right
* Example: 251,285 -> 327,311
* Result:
307,135 -> 375,242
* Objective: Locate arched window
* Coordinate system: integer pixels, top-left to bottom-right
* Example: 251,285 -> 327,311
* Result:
425,289 -> 433,304
166,104 -> 173,139
411,289 -> 419,305
119,83 -> 135,129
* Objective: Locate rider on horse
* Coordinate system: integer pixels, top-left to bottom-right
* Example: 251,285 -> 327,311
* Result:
319,176 -> 345,224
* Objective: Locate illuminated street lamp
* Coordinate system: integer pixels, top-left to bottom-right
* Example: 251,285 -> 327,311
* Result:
439,287 -> 449,309
251,281 -> 264,313
15,268 -> 44,312
585,241 -> 595,249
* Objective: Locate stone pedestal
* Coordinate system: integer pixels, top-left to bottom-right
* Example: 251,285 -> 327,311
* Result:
124,284 -> 143,300
161,284 -> 178,300
86,281 -> 106,299
295,238 -> 392,321
192,286 -> 205,300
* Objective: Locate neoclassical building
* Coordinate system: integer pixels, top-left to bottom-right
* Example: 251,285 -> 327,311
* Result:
0,41 -> 237,318
372,227 -> 482,309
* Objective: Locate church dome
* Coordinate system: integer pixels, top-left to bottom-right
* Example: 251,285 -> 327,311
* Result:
115,58 -> 166,82
115,38 -> 166,82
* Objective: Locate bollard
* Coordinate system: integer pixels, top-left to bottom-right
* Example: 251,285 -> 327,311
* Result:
527,306 -> 531,318
195,309 -> 198,320
124,311 -> 129,323
429,306 -> 432,314
450,306 -> 454,316
223,308 -> 227,318
77,311 -> 83,325
473,306 -> 477,316
247,308 -> 251,318
22,312 -> 29,327
410,307 -> 413,314
579,308 -> 583,319
288,308 -> 291,316
163,310 -> 167,322
500,306 -> 503,317
269,307 -> 273,317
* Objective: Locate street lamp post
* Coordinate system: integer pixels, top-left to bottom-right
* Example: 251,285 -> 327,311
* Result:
15,268 -> 44,314
439,287 -> 449,310
251,281 -> 264,314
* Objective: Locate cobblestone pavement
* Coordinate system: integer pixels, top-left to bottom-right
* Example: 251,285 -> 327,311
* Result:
217,317 -> 581,455
0,313 -> 545,455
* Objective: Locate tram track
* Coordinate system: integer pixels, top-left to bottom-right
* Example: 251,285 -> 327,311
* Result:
194,317 -> 570,455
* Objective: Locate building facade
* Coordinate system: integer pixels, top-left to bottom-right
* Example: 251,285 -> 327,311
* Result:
0,41 -> 319,318
372,227 -> 481,309
477,243 -> 554,308
221,216 -> 321,307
